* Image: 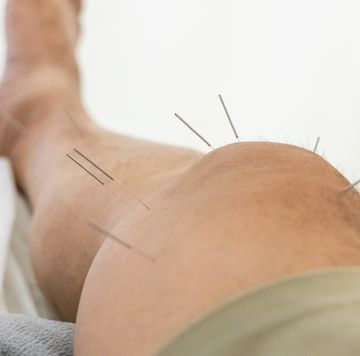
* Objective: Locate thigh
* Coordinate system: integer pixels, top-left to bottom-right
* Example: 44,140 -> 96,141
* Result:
74,142 -> 360,355
29,123 -> 202,321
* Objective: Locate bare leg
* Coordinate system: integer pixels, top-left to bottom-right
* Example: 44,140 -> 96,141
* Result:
1,1 -> 359,355
0,0 -> 201,321
75,142 -> 360,355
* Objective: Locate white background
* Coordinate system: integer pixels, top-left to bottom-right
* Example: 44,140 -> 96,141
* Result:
0,0 -> 359,182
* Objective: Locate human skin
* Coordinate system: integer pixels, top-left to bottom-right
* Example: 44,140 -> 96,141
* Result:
0,0 -> 201,321
75,143 -> 360,355
0,0 -> 359,355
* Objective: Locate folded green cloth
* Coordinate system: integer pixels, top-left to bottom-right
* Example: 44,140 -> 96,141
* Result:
158,268 -> 360,356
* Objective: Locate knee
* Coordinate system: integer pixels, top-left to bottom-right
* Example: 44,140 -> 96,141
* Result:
192,141 -> 351,195
185,141 -> 359,236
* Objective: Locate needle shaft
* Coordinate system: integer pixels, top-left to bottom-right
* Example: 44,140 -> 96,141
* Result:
218,94 -> 239,142
66,154 -> 105,185
87,220 -> 155,262
65,109 -> 85,138
344,179 -> 360,192
74,149 -> 114,181
74,149 -> 150,210
313,137 -> 320,153
174,113 -> 214,149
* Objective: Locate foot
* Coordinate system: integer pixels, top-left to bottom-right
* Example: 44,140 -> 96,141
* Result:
0,0 -> 81,157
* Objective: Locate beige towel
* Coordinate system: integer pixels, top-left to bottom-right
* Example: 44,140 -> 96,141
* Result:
0,157 -> 58,319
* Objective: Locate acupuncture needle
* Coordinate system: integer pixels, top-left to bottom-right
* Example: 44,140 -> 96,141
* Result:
313,137 -> 320,153
87,220 -> 155,263
218,94 -> 239,142
67,153 -> 142,211
73,149 -> 150,210
65,109 -> 85,138
74,148 -> 114,181
66,153 -> 105,185
344,179 -> 360,193
174,113 -> 214,150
